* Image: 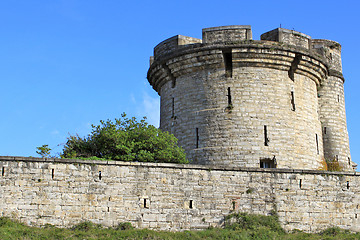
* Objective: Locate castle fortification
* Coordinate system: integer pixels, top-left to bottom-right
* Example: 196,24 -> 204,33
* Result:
0,26 -> 358,233
0,156 -> 360,232
147,25 -> 355,171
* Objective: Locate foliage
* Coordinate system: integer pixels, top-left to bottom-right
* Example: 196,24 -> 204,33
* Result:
71,221 -> 102,231
1,217 -> 360,240
36,144 -> 52,158
115,222 -> 133,231
318,156 -> 344,172
318,157 -> 328,171
326,158 -> 343,172
61,113 -> 188,164
320,226 -> 344,236
224,212 -> 285,233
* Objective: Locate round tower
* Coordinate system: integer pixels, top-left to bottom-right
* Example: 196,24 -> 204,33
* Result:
312,39 -> 355,171
147,26 -> 351,171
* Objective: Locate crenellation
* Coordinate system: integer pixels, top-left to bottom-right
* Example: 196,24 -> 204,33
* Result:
261,28 -> 311,49
148,25 -> 352,172
202,25 -> 252,43
154,35 -> 202,60
0,25 -> 357,233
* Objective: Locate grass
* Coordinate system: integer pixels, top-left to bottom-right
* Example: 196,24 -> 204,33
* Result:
1,214 -> 360,240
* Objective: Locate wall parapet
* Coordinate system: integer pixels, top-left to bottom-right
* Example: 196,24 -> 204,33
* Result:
0,156 -> 357,176
1,155 -> 359,232
147,25 -> 353,172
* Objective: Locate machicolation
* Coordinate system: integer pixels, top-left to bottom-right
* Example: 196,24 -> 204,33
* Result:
147,25 -> 356,172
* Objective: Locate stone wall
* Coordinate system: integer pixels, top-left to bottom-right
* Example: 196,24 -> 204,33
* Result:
202,25 -> 252,43
1,156 -> 359,232
261,28 -> 311,49
313,39 -> 354,170
147,25 -> 354,171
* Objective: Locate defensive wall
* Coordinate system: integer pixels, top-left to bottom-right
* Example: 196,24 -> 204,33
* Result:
1,156 -> 359,232
147,25 -> 355,171
1,25 -> 357,233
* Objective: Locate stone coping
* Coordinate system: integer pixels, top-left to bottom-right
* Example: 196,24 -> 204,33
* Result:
202,25 -> 251,32
261,28 -> 312,40
0,156 -> 358,176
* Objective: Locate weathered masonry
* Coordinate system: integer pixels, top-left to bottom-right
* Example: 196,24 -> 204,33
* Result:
147,25 -> 355,171
0,156 -> 359,232
1,25 -> 358,233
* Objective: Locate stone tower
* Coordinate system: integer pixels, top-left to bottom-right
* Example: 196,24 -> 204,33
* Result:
147,25 -> 355,171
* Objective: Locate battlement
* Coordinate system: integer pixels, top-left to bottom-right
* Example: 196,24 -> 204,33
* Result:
0,25 -> 355,233
261,28 -> 311,49
148,25 -> 353,172
312,39 -> 341,52
202,25 -> 252,43
153,35 -> 201,60
151,26 -> 333,63
311,39 -> 342,72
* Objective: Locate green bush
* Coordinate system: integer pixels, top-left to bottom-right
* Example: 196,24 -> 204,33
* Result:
1,215 -> 360,240
0,217 -> 20,228
115,222 -> 133,231
326,160 -> 343,172
61,113 -> 187,164
224,212 -> 285,234
71,221 -> 102,231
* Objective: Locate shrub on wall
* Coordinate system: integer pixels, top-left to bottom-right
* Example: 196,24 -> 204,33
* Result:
326,159 -> 343,172
61,113 -> 188,164
318,157 -> 344,172
318,157 -> 328,171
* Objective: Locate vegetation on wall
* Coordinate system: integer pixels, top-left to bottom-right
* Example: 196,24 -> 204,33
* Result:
326,158 -> 343,172
318,157 -> 344,172
59,113 -> 187,164
1,214 -> 359,240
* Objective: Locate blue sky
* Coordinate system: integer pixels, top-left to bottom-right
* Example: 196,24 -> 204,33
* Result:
1,0 -> 360,167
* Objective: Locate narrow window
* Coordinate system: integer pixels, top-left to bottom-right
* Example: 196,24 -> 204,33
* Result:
171,97 -> 175,118
324,127 -> 327,135
99,171 -> 102,180
338,95 -> 340,102
232,201 -> 236,211
2,167 -> 4,176
349,157 -> 351,165
222,50 -> 233,78
264,125 -> 269,146
356,214 -> 358,219
189,200 -> 193,209
299,179 -> 302,189
144,199 -> 148,208
291,91 -> 296,111
227,87 -> 232,106
347,181 -> 350,190
51,169 -> 54,179
108,207 -> 110,212
196,128 -> 199,148
315,134 -> 319,155
336,155 -> 339,161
